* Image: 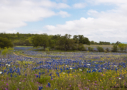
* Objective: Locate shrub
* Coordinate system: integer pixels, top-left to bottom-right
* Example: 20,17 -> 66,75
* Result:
105,48 -> 110,53
112,45 -> 118,52
88,47 -> 93,51
78,45 -> 86,51
118,43 -> 126,51
97,46 -> 104,52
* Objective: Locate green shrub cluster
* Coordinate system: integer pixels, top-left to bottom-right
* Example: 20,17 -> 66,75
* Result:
88,47 -> 93,51
97,46 -> 104,52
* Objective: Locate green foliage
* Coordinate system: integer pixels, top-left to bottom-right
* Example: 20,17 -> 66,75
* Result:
115,41 -> 121,45
73,35 -> 90,45
99,41 -> 110,45
78,44 -> 86,51
0,48 -> 1,54
105,48 -> 110,52
97,46 -> 104,52
37,76 -> 51,84
32,34 -> 49,51
1,47 -> 8,56
0,37 -> 13,48
88,47 -> 93,51
56,34 -> 76,51
118,43 -> 126,51
112,45 -> 118,52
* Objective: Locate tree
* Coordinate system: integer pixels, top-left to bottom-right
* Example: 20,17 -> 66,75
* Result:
115,41 -> 121,45
0,37 -> 13,48
112,45 -> 118,52
32,34 -> 49,51
73,35 -> 79,43
118,43 -> 126,51
57,34 -> 76,51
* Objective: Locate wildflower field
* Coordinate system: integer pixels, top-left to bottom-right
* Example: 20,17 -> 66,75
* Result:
0,48 -> 127,90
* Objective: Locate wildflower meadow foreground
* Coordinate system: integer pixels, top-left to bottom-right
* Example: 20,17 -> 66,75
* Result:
0,51 -> 127,90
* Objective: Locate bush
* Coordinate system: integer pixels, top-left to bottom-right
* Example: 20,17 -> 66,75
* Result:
105,48 -> 110,53
0,37 -> 13,48
112,45 -> 118,52
88,47 -> 93,51
78,45 -> 86,51
97,46 -> 104,52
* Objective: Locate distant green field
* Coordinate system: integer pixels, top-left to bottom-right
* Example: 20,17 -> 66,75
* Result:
84,45 -> 113,48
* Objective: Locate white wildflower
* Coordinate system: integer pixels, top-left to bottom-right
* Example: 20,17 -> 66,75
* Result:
0,71 -> 2,74
79,69 -> 82,71
87,64 -> 90,66
114,65 -> 117,67
63,72 -> 65,74
119,78 -> 121,80
19,82 -> 21,84
70,67 -> 73,69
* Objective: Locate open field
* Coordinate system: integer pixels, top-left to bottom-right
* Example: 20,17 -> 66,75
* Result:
84,45 -> 113,48
0,48 -> 127,90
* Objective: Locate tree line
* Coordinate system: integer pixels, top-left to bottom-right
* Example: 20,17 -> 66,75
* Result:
0,33 -> 126,52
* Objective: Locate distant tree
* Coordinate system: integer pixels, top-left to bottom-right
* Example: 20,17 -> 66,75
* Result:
73,35 -> 90,45
115,41 -> 121,45
118,43 -> 126,51
112,45 -> 118,52
78,43 -> 86,51
32,34 -> 49,51
0,37 -> 13,48
73,35 -> 79,43
90,41 -> 95,44
57,34 -> 76,51
82,37 -> 90,45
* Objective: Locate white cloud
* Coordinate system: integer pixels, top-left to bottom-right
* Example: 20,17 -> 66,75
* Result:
0,0 -> 70,33
57,11 -> 71,18
73,3 -> 86,8
39,1 -> 70,9
45,0 -> 127,42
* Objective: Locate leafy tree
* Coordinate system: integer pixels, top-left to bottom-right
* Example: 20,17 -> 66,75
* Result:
57,34 -> 76,51
112,45 -> 118,52
115,41 -> 121,45
73,35 -> 79,43
32,34 -> 49,51
78,44 -> 86,51
118,43 -> 126,51
0,37 -> 13,48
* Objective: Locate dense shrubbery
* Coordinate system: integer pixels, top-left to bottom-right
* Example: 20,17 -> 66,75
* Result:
78,44 -> 86,51
97,46 -> 104,52
88,47 -> 94,51
0,37 -> 13,48
112,45 -> 118,52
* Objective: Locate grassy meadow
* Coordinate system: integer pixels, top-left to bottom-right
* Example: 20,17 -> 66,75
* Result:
0,46 -> 127,90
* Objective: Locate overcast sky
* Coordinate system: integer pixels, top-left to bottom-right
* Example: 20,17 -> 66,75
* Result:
0,0 -> 127,42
